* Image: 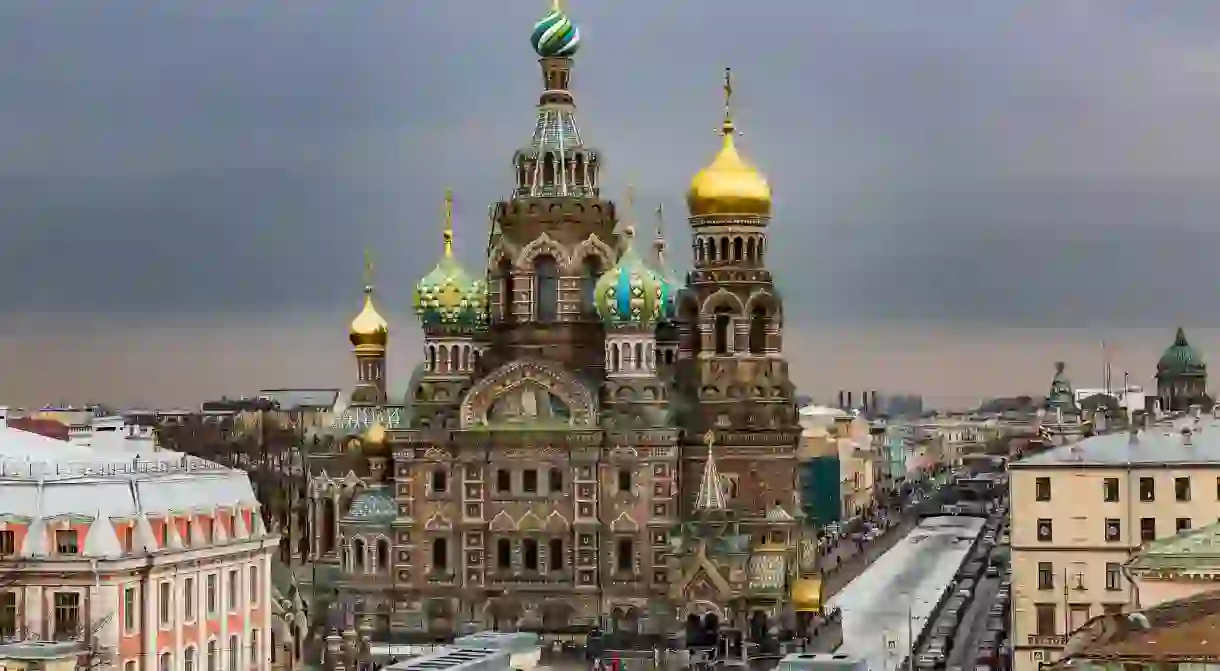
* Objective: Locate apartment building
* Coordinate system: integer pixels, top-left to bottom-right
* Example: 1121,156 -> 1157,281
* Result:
1008,414 -> 1220,671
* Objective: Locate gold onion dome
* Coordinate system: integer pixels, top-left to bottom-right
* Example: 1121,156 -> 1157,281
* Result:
413,189 -> 486,328
686,68 -> 772,218
349,252 -> 389,349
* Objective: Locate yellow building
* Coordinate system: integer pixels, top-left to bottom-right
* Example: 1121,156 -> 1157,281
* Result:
833,413 -> 877,520
1008,415 -> 1220,671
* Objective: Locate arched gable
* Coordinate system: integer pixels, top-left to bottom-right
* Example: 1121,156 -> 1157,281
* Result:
744,289 -> 783,323
568,234 -> 616,274
516,233 -> 571,270
699,289 -> 745,316
486,238 -> 522,272
460,358 -> 598,429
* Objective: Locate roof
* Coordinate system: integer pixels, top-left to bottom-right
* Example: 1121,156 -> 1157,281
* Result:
384,646 -> 509,671
345,488 -> 397,524
1058,590 -> 1220,662
257,389 -> 341,411
1011,418 -> 1220,468
1127,521 -> 1220,574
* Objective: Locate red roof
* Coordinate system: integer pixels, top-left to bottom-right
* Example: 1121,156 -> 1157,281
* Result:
7,417 -> 70,441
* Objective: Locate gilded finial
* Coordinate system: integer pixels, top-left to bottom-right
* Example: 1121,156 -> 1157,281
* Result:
362,249 -> 375,294
721,67 -> 736,134
653,203 -> 665,238
550,0 -> 562,11
704,429 -> 716,449
443,188 -> 455,259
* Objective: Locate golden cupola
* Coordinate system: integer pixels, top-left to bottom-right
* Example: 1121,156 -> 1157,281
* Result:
686,68 -> 772,218
349,251 -> 389,351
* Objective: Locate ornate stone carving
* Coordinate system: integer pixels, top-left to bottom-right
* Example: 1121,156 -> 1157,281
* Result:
460,359 -> 598,428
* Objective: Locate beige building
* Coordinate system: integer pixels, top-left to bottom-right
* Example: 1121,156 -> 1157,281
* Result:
835,414 -> 877,520
1009,416 -> 1220,671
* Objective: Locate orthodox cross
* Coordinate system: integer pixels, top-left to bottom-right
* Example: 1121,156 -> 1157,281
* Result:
443,188 -> 455,258
362,249 -> 375,290
719,67 -> 740,136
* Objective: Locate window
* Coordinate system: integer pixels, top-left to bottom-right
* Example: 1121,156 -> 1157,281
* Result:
208,640 -> 218,671
1035,604 -> 1057,636
534,255 -> 559,322
523,539 -> 539,571
548,468 -> 563,493
1105,563 -> 1123,591
616,538 -> 633,572
496,469 -> 511,493
1177,517 -> 1192,532
229,635 -> 239,671
522,469 -> 538,494
1139,477 -> 1155,501
1068,605 -> 1090,632
748,307 -> 767,354
160,652 -> 172,671
549,538 -> 563,571
1102,478 -> 1119,502
618,469 -> 633,493
249,567 -> 259,606
206,574 -> 217,616
352,538 -> 365,572
376,539 -> 390,573
1037,562 -> 1054,590
160,521 -> 169,548
1036,518 -> 1053,542
55,529 -> 79,555
1035,477 -> 1052,501
124,587 -> 137,632
184,578 -> 195,621
431,538 -> 448,571
185,520 -> 194,546
1104,518 -> 1121,542
159,582 -> 172,626
1216,476 -> 1220,500
431,469 -> 448,494
1140,517 -> 1156,541
497,538 -> 511,569
227,570 -> 238,612
580,256 -> 601,317
0,591 -> 16,637
1176,477 -> 1192,502
713,308 -> 732,354
53,592 -> 80,640
0,530 -> 13,555
250,629 -> 260,666
185,647 -> 196,671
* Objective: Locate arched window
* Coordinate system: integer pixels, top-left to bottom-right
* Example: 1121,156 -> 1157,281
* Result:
634,343 -> 644,370
438,345 -> 449,373
321,499 -> 336,553
377,539 -> 390,572
706,238 -> 717,262
427,345 -> 437,372
229,636 -> 239,671
523,539 -> 539,571
497,538 -> 512,569
734,237 -> 744,261
352,538 -> 365,572
549,538 -> 564,570
719,237 -> 729,261
499,258 -> 515,323
580,256 -> 602,316
432,537 -> 449,571
159,652 -> 172,671
449,346 -> 459,373
714,307 -> 732,355
460,346 -> 469,371
611,344 -> 620,372
534,254 -> 559,322
746,237 -> 756,262
543,152 -> 555,186
749,306 -> 767,354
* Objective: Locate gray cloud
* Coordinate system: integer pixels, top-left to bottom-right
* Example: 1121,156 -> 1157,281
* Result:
2,0 -> 1220,328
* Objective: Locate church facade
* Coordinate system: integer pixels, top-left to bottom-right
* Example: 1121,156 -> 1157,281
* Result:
309,3 -> 819,642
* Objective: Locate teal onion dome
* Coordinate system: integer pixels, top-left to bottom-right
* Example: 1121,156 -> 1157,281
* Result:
1158,327 -> 1206,376
531,7 -> 581,58
595,228 -> 673,329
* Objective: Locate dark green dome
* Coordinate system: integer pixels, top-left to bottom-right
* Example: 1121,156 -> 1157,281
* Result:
1158,327 -> 1206,375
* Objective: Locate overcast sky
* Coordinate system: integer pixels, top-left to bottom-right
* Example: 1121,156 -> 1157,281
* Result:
3,1 -> 1220,408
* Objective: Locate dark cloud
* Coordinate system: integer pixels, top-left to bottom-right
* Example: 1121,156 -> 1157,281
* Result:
2,0 -> 1220,327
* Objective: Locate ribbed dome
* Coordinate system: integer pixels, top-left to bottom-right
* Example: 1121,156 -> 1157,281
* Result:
1158,327 -> 1206,375
349,285 -> 389,349
687,122 -> 772,218
412,191 -> 487,328
530,3 -> 580,58
594,228 -> 673,329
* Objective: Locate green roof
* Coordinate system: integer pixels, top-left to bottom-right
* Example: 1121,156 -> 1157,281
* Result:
1157,327 -> 1206,376
1127,521 -> 1220,573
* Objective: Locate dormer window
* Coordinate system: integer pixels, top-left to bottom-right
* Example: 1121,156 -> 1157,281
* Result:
55,529 -> 79,555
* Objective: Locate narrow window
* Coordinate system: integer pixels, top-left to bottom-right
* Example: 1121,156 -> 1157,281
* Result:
497,539 -> 512,569
581,256 -> 602,316
714,308 -> 732,355
748,306 -> 767,354
432,538 -> 448,571
549,538 -> 564,571
534,254 -> 559,322
523,539 -> 539,571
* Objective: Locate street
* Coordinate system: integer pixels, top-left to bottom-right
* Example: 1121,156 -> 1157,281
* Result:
947,576 -> 1000,668
826,517 -> 985,671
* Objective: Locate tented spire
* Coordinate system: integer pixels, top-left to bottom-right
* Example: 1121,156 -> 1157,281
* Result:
695,430 -> 727,511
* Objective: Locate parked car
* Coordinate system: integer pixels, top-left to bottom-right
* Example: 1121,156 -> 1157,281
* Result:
986,564 -> 1000,578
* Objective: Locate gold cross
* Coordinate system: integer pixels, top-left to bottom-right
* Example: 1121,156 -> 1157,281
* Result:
362,249 -> 374,288
443,188 -> 455,258
723,67 -> 733,114
703,429 -> 716,449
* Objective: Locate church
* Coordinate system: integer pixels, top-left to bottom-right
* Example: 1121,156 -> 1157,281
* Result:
310,1 -> 820,643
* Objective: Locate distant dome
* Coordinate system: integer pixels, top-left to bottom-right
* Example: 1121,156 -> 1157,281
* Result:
1158,327 -> 1206,376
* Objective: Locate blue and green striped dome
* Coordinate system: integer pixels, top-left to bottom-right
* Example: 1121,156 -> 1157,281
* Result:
530,7 -> 581,58
594,228 -> 672,329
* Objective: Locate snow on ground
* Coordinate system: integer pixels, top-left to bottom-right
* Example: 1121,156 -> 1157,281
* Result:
826,516 -> 985,671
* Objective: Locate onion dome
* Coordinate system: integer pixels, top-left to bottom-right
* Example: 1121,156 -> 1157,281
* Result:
687,68 -> 772,218
413,190 -> 486,328
530,1 -> 581,58
594,227 -> 673,329
1158,327 -> 1206,376
349,252 -> 388,349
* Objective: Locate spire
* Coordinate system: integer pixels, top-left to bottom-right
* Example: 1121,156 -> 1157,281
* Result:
1176,326 -> 1189,347
695,430 -> 727,511
443,188 -> 455,260
652,203 -> 667,267
722,66 -> 735,136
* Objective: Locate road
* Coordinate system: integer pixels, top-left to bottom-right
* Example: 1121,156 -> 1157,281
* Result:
827,517 -> 985,671
946,576 -> 999,668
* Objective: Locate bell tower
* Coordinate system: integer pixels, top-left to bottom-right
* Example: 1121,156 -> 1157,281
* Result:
482,0 -> 618,379
348,251 -> 389,405
677,68 -> 797,435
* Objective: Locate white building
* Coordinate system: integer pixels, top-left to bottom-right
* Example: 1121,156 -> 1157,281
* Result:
0,424 -> 279,671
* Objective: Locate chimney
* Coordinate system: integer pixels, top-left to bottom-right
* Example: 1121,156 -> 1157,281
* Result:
861,390 -> 868,411
871,390 -> 880,414
847,391 -> 853,409
838,391 -> 845,410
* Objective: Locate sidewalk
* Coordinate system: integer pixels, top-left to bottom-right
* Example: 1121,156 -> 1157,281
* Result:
819,512 -> 919,600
